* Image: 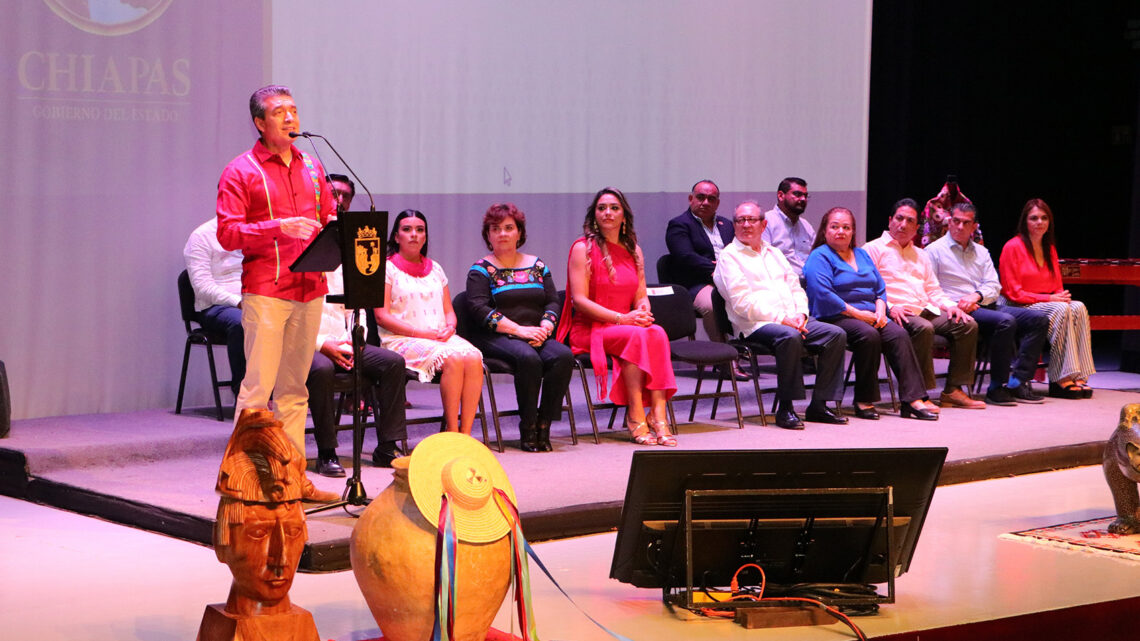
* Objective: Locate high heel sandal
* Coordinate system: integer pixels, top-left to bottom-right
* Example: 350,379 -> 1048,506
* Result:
648,417 -> 677,447
627,418 -> 657,446
1048,381 -> 1084,400
1074,380 -> 1094,399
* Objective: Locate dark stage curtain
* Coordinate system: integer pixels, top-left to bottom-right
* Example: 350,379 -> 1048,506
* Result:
867,0 -> 1140,366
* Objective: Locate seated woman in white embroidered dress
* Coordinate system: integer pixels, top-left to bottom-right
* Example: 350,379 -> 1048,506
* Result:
374,210 -> 484,434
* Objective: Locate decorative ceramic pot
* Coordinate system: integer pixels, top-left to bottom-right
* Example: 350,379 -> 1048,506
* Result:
350,457 -> 512,641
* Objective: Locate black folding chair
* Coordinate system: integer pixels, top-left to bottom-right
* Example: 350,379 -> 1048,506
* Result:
175,270 -> 232,421
710,287 -> 773,425
365,311 -> 499,452
556,290 -> 612,442
452,291 -> 581,448
647,284 -> 744,429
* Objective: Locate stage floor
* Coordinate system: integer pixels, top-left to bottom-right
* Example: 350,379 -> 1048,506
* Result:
3,465 -> 1138,641
3,366 -> 1140,571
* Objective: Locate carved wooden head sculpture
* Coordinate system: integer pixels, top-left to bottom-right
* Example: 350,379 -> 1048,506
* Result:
213,408 -> 308,616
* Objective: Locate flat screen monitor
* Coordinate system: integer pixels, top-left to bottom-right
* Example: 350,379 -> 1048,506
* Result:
609,448 -> 947,603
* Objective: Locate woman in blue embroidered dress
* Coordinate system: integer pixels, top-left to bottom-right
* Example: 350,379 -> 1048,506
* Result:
465,203 -> 573,452
803,207 -> 935,421
374,210 -> 484,434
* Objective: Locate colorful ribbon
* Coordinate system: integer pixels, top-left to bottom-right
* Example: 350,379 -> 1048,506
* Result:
493,489 -> 541,641
432,488 -> 635,641
431,494 -> 458,641
300,152 -> 322,218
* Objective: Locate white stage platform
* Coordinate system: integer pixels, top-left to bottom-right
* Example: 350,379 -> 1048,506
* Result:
3,464 -> 1138,640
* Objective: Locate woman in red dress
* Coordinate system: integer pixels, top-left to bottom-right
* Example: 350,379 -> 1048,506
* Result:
557,188 -> 677,446
998,198 -> 1095,398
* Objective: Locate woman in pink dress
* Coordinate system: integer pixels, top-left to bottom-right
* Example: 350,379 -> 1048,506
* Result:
557,187 -> 677,446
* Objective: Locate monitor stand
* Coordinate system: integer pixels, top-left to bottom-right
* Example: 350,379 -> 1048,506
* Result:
662,486 -> 900,612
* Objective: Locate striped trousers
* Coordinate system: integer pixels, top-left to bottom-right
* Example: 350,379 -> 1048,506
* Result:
1003,299 -> 1095,383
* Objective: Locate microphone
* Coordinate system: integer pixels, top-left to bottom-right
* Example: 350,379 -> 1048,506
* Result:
291,131 -> 375,211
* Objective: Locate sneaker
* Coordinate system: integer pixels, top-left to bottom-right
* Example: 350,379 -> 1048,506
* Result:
1010,381 -> 1046,404
984,386 -> 1017,407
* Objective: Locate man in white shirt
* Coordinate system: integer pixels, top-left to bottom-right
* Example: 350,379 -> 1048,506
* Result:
713,201 -> 847,429
761,177 -> 815,280
307,268 -> 407,476
865,198 -> 984,410
183,217 -> 244,396
925,203 -> 1047,405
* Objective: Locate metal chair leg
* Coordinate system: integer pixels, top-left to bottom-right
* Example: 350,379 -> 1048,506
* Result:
175,339 -> 192,415
564,389 -> 579,445
482,367 -> 504,452
689,366 -> 706,422
204,339 -> 224,421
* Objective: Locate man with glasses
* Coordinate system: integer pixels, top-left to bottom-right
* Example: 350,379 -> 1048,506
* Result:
866,198 -> 985,410
926,203 -> 1047,405
714,201 -> 847,429
762,177 -> 815,280
216,85 -> 338,502
665,180 -> 745,377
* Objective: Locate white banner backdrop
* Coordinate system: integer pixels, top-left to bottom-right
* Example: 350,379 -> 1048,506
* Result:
1,0 -> 869,420
271,0 -> 872,334
2,1 -> 267,419
273,0 -> 871,195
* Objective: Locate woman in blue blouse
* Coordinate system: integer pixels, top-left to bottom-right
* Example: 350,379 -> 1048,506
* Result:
465,203 -> 574,451
803,207 -> 935,421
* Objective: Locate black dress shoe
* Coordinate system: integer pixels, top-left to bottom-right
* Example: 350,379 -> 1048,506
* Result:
316,456 -> 346,478
536,421 -> 553,452
900,403 -> 938,421
718,364 -> 751,381
853,405 -> 880,420
519,425 -> 541,452
805,403 -> 848,425
372,442 -> 405,468
774,408 -> 805,430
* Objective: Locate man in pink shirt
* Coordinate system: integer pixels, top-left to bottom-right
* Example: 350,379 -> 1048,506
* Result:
865,198 -> 984,410
216,85 -> 338,500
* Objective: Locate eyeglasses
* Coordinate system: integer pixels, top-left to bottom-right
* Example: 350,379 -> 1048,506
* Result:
692,193 -> 719,202
734,216 -> 763,225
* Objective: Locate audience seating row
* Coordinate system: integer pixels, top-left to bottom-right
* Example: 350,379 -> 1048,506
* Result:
176,266 -> 997,452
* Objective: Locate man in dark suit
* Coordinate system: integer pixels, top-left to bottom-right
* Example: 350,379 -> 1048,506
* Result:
665,180 -> 746,378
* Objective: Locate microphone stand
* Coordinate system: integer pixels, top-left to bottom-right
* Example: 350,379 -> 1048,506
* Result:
293,130 -> 382,516
290,131 -> 375,211
306,308 -> 370,514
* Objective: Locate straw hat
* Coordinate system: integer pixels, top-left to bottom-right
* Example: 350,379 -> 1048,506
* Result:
408,432 -> 518,543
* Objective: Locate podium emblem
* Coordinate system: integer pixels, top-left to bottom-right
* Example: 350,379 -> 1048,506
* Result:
354,226 -> 382,276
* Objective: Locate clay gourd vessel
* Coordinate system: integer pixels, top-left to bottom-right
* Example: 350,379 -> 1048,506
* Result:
350,458 -> 511,641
